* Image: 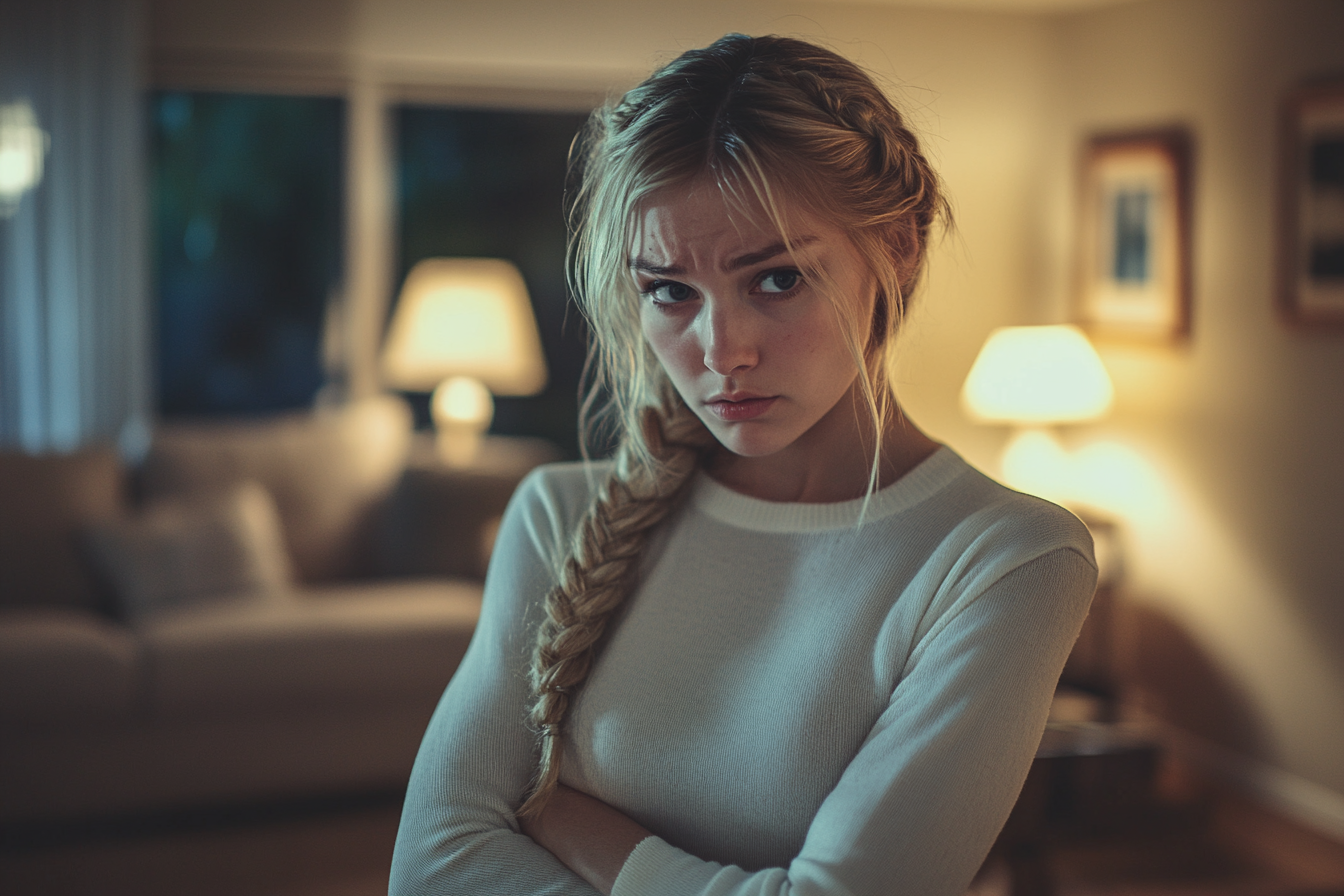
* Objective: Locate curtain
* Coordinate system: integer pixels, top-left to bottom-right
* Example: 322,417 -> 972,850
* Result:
0,0 -> 149,456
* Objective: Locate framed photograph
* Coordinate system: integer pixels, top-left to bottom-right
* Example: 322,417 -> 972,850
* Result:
1076,130 -> 1192,341
1279,81 -> 1344,327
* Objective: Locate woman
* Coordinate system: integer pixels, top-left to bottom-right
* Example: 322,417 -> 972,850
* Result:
391,33 -> 1097,896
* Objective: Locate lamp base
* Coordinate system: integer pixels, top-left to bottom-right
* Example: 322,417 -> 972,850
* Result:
431,376 -> 493,467
435,428 -> 485,467
1000,427 -> 1072,504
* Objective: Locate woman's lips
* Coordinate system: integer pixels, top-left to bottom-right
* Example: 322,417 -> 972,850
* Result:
706,396 -> 777,421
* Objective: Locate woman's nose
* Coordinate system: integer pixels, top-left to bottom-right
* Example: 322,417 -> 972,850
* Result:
700,299 -> 758,376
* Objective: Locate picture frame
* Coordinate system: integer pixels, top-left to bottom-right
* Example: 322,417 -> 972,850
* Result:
1278,80 -> 1344,327
1075,130 -> 1192,342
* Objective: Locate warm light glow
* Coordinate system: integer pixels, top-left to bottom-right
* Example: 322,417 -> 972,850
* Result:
432,375 -> 493,428
0,102 -> 49,217
961,325 -> 1113,424
381,258 -> 548,396
1070,440 -> 1167,521
430,375 -> 494,466
0,147 -> 35,191
1000,427 -> 1074,504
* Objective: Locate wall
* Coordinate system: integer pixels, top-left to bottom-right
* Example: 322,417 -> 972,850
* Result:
148,0 -> 1344,836
147,0 -> 1057,461
1045,0 -> 1344,836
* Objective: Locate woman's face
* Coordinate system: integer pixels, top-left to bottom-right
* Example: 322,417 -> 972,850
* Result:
633,180 -> 874,461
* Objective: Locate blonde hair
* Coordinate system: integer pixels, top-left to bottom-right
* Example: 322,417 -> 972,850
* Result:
518,33 -> 950,817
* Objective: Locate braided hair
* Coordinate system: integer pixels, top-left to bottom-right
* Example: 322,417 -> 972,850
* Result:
517,33 -> 950,818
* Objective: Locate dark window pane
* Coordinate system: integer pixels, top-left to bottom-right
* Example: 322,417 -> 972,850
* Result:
396,106 -> 589,457
1309,136 -> 1344,189
151,91 -> 344,417
1310,241 -> 1344,279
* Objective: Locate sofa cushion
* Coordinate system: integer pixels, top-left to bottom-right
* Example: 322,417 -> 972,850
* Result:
0,608 -> 141,724
0,447 -> 123,611
140,579 -> 481,717
139,396 -> 412,584
83,481 -> 293,621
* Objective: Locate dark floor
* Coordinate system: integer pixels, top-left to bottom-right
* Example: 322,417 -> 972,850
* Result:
970,789 -> 1344,896
0,792 -> 404,896
2,788 -> 1343,896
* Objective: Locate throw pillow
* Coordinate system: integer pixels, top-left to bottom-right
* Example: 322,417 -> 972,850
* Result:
83,480 -> 292,621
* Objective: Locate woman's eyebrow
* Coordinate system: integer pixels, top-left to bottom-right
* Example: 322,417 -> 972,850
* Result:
629,235 -> 819,276
630,257 -> 682,276
725,236 -> 818,271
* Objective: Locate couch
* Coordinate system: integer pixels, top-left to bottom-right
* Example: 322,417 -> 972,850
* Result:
0,396 -> 533,827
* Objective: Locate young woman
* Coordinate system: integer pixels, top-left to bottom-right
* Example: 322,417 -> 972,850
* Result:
390,33 -> 1097,896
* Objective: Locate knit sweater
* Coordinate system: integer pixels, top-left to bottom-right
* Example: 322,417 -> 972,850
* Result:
390,446 -> 1098,896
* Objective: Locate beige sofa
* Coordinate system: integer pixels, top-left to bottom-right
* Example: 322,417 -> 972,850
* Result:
0,397 -> 516,826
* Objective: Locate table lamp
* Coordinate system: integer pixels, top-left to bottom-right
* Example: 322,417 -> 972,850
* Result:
381,258 -> 548,465
960,324 -> 1113,503
0,101 -> 49,218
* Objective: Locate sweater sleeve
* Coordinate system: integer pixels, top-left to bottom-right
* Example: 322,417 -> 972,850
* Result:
610,545 -> 1098,896
388,468 -> 600,896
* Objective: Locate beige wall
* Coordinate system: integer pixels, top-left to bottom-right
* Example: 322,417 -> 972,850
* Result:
149,0 -> 1344,835
1042,0 -> 1344,834
149,0 -> 1058,448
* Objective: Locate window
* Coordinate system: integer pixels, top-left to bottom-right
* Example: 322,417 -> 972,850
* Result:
396,105 -> 589,456
151,91 -> 344,417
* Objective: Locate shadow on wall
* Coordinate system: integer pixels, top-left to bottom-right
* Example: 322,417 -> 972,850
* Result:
1116,599 -> 1267,763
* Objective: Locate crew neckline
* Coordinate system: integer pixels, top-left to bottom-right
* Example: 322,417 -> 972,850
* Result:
688,445 -> 965,533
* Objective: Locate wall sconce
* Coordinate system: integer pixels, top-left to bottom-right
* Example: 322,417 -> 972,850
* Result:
961,324 -> 1114,504
381,258 -> 548,465
0,101 -> 49,218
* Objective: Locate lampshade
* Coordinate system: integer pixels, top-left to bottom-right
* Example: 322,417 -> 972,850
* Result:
961,325 -> 1113,425
381,258 -> 548,396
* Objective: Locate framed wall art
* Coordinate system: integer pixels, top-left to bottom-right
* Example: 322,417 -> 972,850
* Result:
1279,80 -> 1344,327
1075,130 -> 1192,342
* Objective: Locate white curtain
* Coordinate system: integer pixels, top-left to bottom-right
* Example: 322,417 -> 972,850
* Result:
0,0 -> 150,456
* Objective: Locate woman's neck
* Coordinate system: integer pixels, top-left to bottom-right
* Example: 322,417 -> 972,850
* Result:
704,395 -> 940,504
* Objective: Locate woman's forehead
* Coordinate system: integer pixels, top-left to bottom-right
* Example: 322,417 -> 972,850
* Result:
630,178 -> 828,260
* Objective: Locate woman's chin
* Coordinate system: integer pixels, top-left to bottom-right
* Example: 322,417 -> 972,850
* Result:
703,422 -> 795,460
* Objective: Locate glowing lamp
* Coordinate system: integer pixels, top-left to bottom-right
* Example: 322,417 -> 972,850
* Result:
961,325 -> 1113,424
382,258 -> 548,465
0,102 -> 49,218
961,325 -> 1113,502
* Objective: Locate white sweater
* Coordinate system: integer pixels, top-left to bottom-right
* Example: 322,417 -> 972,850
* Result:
390,447 -> 1097,896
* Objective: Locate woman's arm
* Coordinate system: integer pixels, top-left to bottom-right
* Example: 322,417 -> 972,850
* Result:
519,784 -> 653,895
524,546 -> 1097,896
389,467 -> 604,896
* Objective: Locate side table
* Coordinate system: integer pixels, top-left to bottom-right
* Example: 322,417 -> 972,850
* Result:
995,721 -> 1163,896
381,434 -> 564,581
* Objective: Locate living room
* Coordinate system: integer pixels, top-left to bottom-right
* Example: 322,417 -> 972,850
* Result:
2,0 -> 1343,893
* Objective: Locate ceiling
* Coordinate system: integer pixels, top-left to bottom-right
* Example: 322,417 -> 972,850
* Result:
811,0 -> 1141,11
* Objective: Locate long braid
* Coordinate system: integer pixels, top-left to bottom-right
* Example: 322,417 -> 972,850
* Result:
518,397 -> 714,818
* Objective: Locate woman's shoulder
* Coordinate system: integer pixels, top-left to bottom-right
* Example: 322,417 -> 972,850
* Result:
517,458 -> 612,504
912,452 -> 1098,590
943,456 -> 1093,552
508,459 -> 612,532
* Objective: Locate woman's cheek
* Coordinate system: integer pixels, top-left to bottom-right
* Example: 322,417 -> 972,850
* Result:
641,313 -> 692,378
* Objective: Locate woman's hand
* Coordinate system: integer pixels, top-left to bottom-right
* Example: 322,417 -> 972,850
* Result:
518,784 -> 652,895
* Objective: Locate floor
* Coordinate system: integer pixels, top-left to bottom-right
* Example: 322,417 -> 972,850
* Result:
970,790 -> 1344,896
2,789 -> 1343,896
0,792 -> 404,896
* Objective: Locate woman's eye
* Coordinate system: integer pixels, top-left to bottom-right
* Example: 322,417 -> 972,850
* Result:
644,281 -> 695,305
758,270 -> 802,294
